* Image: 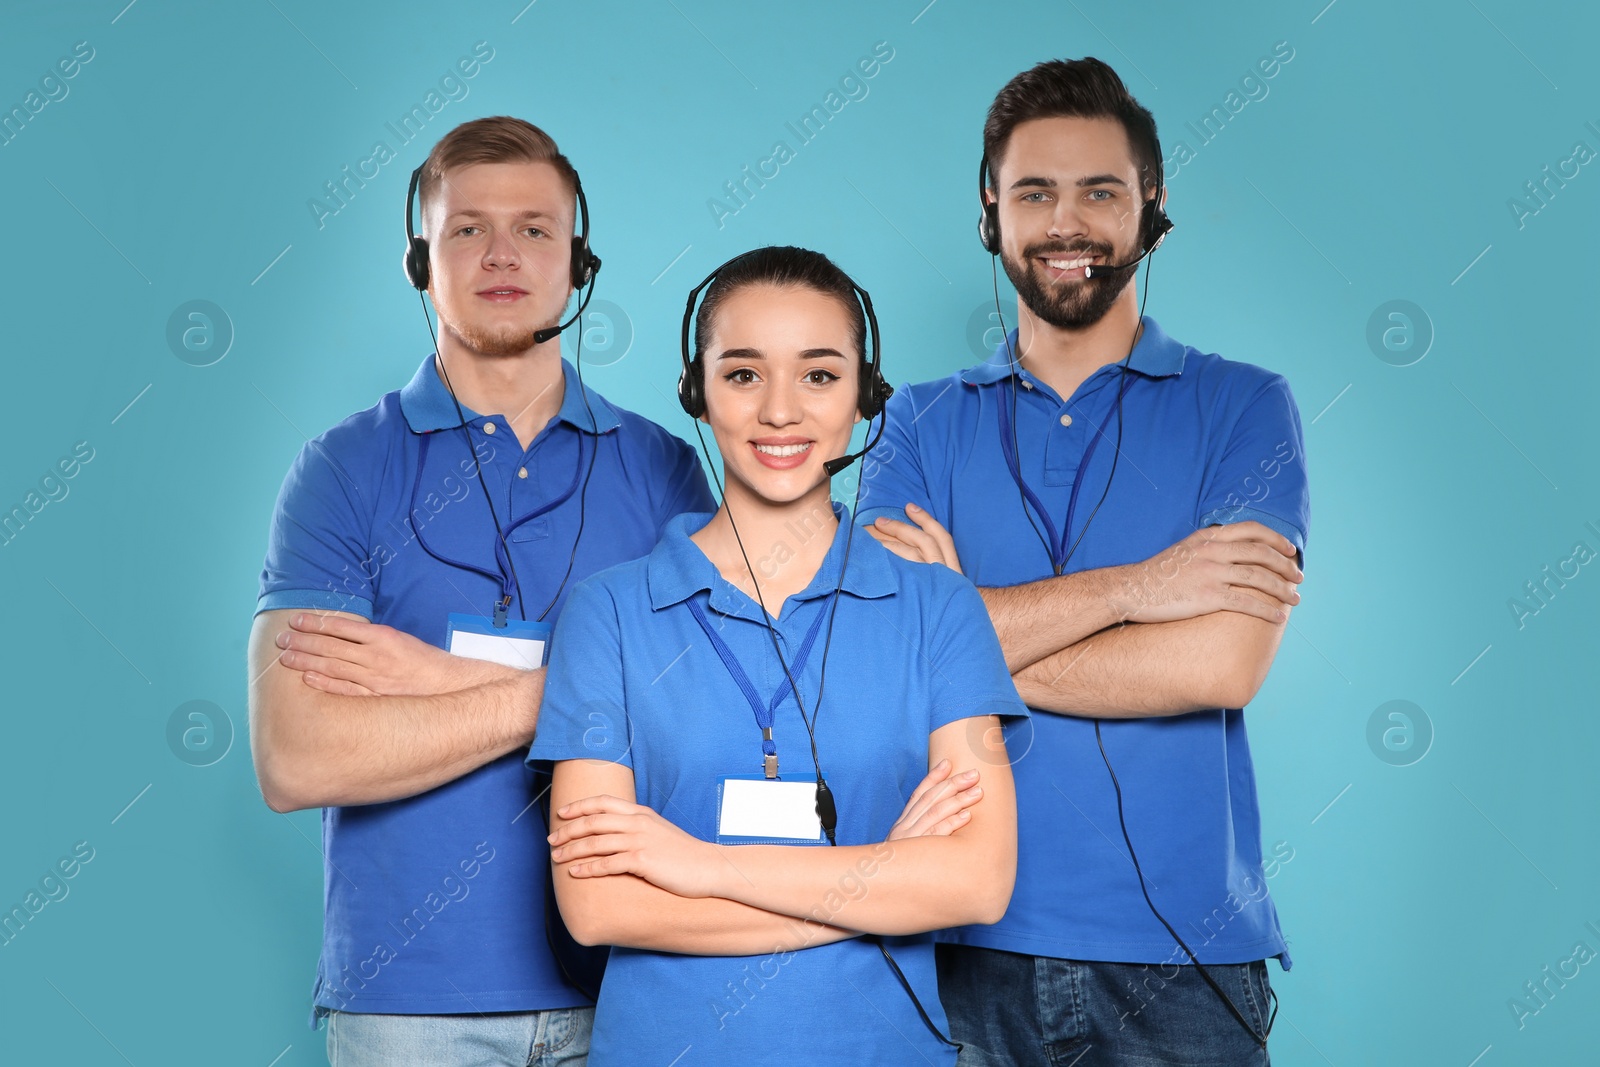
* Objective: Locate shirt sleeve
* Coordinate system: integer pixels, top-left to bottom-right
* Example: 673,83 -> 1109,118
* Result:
655,434 -> 717,538
856,384 -> 931,527
256,437 -> 378,619
527,575 -> 634,770
923,574 -> 1030,733
1195,374 -> 1311,566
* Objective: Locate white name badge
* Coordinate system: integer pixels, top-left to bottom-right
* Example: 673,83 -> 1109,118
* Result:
446,612 -> 552,670
717,775 -> 825,845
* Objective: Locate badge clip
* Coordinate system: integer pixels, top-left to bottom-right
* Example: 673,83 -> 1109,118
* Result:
492,595 -> 512,628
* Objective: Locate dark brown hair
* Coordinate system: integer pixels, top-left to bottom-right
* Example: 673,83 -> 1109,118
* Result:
692,246 -> 866,364
983,58 -> 1161,198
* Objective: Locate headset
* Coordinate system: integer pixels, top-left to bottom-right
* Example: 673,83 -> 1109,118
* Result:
679,249 -> 956,1051
976,152 -> 1172,266
980,128 -> 1276,1050
675,248 -> 888,801
404,162 -> 601,297
401,156 -> 604,627
403,154 -> 608,997
677,251 -> 893,434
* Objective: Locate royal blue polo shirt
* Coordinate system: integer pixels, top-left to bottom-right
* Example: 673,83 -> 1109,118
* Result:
527,506 -> 1028,1065
256,353 -> 714,1022
858,317 -> 1309,970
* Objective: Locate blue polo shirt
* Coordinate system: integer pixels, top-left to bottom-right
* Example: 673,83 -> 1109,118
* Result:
256,353 -> 714,1021
858,317 -> 1308,970
528,506 -> 1028,1066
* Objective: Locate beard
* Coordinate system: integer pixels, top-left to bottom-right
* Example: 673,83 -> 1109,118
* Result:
1000,236 -> 1139,331
434,290 -> 569,357
444,315 -> 560,357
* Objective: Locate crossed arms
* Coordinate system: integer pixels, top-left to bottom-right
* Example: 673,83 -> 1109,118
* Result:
545,715 -> 1016,956
248,610 -> 1010,960
867,507 -> 1302,717
247,609 -> 540,811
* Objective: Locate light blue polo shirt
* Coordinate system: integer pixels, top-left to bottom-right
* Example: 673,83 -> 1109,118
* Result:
256,353 -> 714,1021
528,506 -> 1028,1066
858,317 -> 1309,970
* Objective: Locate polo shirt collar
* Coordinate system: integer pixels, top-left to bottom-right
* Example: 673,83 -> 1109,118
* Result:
648,502 -> 897,614
960,315 -> 1186,386
399,354 -> 623,435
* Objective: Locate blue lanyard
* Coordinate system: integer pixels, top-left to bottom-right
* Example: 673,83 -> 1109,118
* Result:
995,369 -> 1132,576
685,594 -> 832,776
409,429 -> 587,612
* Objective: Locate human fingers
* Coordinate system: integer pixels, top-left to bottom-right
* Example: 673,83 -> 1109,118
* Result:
550,828 -> 639,862
1218,587 -> 1290,623
289,612 -> 375,641
1225,562 -> 1300,607
873,516 -> 943,565
276,630 -> 369,665
1201,522 -> 1298,561
555,794 -> 639,820
299,671 -> 375,696
902,758 -> 952,811
547,812 -> 641,848
866,525 -> 929,564
908,784 -> 985,837
279,647 -> 367,680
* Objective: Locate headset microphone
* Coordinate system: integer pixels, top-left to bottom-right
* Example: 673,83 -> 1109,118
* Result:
531,276 -> 600,345
977,128 -> 1273,1052
405,161 -> 602,346
822,454 -> 860,478
977,154 -> 1173,275
1081,232 -> 1168,279
823,413 -> 889,476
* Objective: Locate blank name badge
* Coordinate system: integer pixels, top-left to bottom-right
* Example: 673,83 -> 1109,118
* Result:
716,775 -> 825,845
446,612 -> 552,670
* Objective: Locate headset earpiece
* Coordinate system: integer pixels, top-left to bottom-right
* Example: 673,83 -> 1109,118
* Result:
978,141 -> 1172,261
404,163 -> 602,297
676,360 -> 705,419
860,372 -> 893,420
852,284 -> 891,419
404,166 -> 431,291
571,238 -> 600,290
568,176 -> 601,291
680,251 -> 887,422
977,157 -> 1001,256
404,235 -> 430,292
1142,200 -> 1173,255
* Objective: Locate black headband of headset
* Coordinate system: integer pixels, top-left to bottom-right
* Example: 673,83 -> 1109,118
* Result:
405,161 -> 597,292
678,251 -> 882,384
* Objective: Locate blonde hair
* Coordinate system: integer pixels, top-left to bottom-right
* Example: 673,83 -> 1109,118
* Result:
418,116 -> 578,228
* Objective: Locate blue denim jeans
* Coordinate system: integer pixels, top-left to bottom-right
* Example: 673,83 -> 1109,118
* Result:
936,944 -> 1273,1067
325,1007 -> 592,1067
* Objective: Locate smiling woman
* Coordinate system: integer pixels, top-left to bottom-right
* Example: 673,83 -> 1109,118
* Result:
526,246 -> 1028,1065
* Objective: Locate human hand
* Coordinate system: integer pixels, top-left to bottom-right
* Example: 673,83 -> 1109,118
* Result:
550,794 -> 729,899
867,504 -> 963,574
276,612 -> 512,696
887,759 -> 984,840
1114,521 -> 1302,625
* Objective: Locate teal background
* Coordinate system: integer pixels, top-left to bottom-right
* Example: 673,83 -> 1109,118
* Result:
1,0 -> 1595,1063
